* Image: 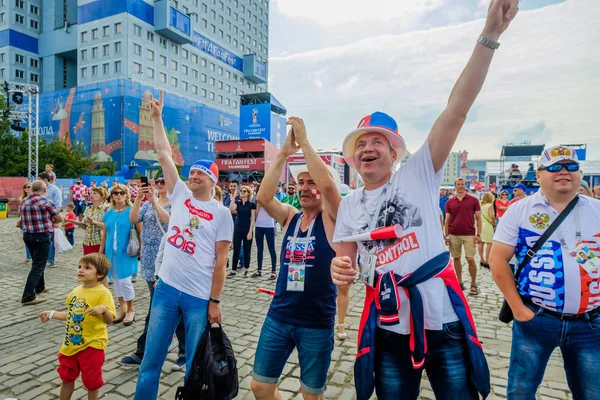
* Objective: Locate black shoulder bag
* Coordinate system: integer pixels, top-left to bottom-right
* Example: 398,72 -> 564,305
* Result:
499,196 -> 579,323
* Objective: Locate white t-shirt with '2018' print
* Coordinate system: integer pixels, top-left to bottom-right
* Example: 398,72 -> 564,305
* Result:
159,179 -> 233,300
334,142 -> 458,334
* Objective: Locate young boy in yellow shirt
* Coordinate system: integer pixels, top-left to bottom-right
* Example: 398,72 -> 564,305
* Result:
40,254 -> 116,400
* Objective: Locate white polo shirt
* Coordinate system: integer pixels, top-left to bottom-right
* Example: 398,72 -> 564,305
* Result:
494,191 -> 600,314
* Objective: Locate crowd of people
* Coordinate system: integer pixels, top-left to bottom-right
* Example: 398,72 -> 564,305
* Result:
13,1 -> 600,399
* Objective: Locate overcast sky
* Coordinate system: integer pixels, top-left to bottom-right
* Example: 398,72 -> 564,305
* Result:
266,0 -> 600,160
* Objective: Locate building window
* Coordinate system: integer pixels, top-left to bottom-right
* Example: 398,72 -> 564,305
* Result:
209,91 -> 215,100
0,13 -> 4,22
114,22 -> 121,34
192,85 -> 198,94
171,60 -> 178,70
134,24 -> 142,36
92,47 -> 98,58
103,44 -> 110,56
171,43 -> 179,55
160,38 -> 167,48
102,25 -> 110,37
15,13 -> 24,24
103,63 -> 109,74
209,77 -> 215,86
201,73 -> 206,82
159,72 -> 166,83
192,54 -> 198,64
15,0 -> 24,8
233,100 -> 238,108
192,69 -> 198,79
114,41 -> 121,53
81,31 -> 87,42
134,44 -> 141,56
30,4 -> 39,14
30,58 -> 39,68
80,49 -> 87,60
225,84 -> 230,93
30,73 -> 39,83
30,20 -> 39,30
1,68 -> 5,78
218,95 -> 223,103
147,32 -> 154,42
15,69 -> 24,79
15,54 -> 24,64
171,77 -> 178,87
218,81 -> 223,89
92,65 -> 98,76
147,67 -> 155,78
201,58 -> 207,68
182,81 -> 188,91
201,88 -> 207,97
159,55 -> 166,66
225,98 -> 230,106
134,62 -> 142,74
182,65 -> 188,75
81,67 -> 87,78
147,49 -> 155,61
209,62 -> 215,72
182,49 -> 188,59
114,61 -> 121,73
92,28 -> 98,39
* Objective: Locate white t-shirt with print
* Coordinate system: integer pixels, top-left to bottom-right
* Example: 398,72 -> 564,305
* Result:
159,179 -> 234,300
494,192 -> 600,314
334,142 -> 458,334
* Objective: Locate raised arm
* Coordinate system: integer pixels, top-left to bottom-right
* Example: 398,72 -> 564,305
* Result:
149,90 -> 179,194
289,117 -> 342,220
256,131 -> 299,228
427,0 -> 519,172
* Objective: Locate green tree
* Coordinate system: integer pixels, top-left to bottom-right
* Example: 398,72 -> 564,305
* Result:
39,134 -> 95,178
90,161 -> 117,176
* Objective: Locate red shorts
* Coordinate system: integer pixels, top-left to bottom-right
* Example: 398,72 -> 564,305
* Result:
83,244 -> 101,255
57,347 -> 105,391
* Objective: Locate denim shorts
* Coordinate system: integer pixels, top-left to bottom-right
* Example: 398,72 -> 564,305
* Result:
252,316 -> 334,395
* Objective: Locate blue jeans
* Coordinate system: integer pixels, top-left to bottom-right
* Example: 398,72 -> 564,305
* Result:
48,233 -> 55,263
252,316 -> 334,395
255,227 -> 277,272
374,322 -> 479,400
134,280 -> 209,400
65,228 -> 74,246
508,304 -> 600,399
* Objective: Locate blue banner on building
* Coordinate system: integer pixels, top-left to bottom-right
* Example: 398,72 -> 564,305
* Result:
191,32 -> 244,72
240,103 -> 271,140
34,79 -> 239,176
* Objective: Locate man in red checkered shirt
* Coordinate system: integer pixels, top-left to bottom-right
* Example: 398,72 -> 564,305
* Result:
20,181 -> 63,305
70,177 -> 89,222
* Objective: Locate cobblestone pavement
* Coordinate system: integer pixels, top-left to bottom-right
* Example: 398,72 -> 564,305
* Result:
0,216 -> 573,400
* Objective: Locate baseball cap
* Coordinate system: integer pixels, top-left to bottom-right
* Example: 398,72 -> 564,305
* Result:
342,111 -> 407,168
538,145 -> 579,168
190,159 -> 219,183
513,183 -> 527,192
288,164 -> 342,192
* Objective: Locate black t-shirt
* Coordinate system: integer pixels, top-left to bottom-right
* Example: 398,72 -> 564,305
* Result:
234,199 -> 256,233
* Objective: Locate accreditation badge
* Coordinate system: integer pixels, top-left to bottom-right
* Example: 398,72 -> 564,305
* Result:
287,262 -> 306,292
569,242 -> 600,273
360,248 -> 377,287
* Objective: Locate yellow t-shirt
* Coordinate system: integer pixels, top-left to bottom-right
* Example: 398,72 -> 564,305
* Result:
59,284 -> 117,356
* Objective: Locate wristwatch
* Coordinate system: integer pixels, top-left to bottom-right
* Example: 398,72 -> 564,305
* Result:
477,34 -> 500,50
209,298 -> 221,304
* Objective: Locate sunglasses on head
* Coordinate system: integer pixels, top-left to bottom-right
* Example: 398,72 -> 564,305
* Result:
539,163 -> 580,173
112,191 -> 126,196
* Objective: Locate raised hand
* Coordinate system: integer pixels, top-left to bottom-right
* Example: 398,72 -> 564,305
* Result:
280,127 -> 300,157
286,117 -> 308,147
149,90 -> 164,120
483,0 -> 519,40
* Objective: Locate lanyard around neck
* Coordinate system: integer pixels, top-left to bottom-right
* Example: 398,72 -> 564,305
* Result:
360,179 -> 391,231
288,213 -> 317,262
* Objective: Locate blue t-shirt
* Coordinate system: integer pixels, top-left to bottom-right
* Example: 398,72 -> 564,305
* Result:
268,212 -> 337,329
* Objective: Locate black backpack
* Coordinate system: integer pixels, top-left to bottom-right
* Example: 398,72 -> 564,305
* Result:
176,324 -> 239,400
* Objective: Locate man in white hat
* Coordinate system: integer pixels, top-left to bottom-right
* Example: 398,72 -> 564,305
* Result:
490,145 -> 600,398
330,1 -> 520,398
252,117 -> 342,400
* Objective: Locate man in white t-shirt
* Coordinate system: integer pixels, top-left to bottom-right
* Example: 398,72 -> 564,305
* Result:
490,145 -> 600,398
330,2 -> 520,398
135,91 -> 233,400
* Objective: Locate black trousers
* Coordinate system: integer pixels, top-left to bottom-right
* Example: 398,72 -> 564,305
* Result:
22,232 -> 52,302
232,230 -> 252,271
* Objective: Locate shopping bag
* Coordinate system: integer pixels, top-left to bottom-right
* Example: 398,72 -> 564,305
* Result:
54,229 -> 73,253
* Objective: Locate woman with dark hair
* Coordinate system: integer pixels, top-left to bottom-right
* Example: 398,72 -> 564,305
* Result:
228,185 -> 256,277
100,184 -> 140,326
18,182 -> 33,263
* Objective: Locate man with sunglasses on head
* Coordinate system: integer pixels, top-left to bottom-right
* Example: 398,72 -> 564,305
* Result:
490,145 -> 600,398
134,91 -> 233,400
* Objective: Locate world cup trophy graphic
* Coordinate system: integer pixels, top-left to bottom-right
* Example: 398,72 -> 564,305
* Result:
252,108 -> 258,124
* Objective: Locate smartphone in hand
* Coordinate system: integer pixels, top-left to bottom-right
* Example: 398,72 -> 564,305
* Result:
140,176 -> 149,187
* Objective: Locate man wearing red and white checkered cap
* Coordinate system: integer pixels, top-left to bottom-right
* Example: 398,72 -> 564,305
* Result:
331,1 -> 520,398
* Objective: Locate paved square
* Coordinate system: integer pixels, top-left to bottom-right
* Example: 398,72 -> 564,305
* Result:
0,217 -> 572,399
